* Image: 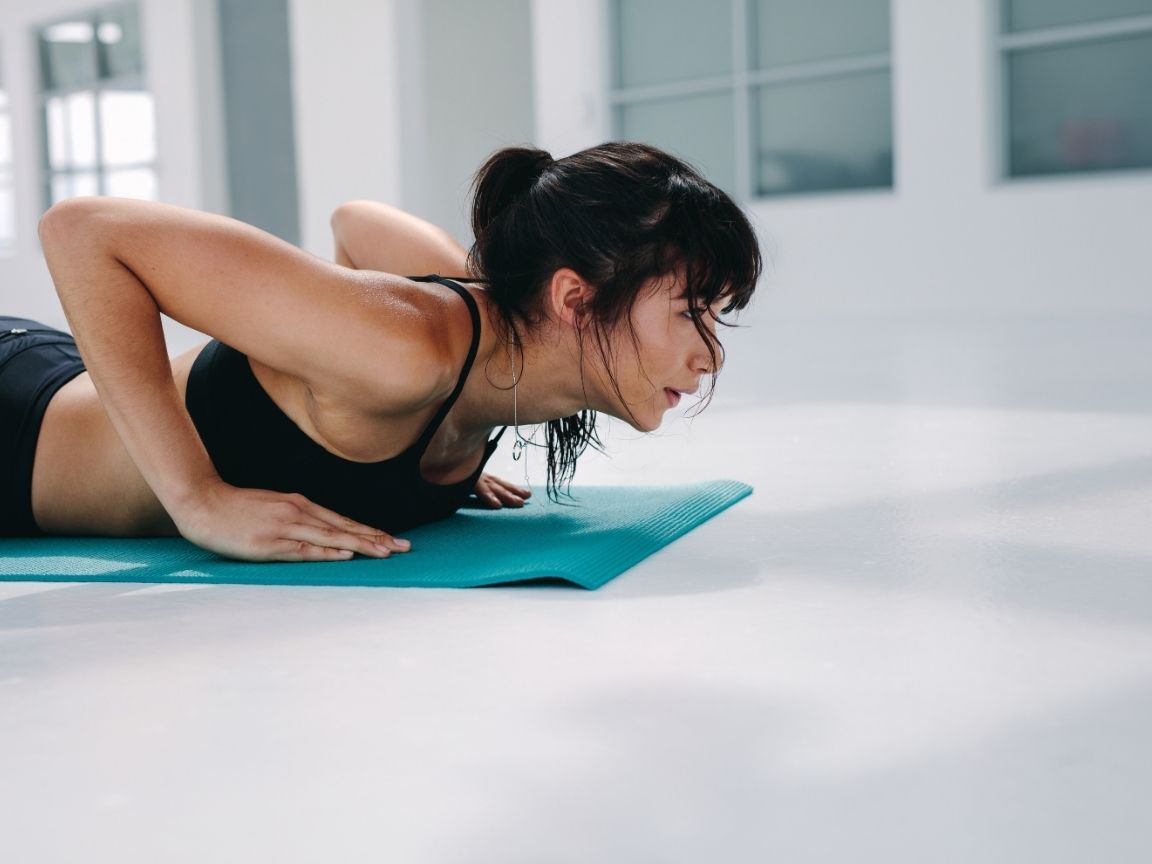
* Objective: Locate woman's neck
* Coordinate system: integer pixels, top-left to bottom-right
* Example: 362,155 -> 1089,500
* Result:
454,296 -> 599,438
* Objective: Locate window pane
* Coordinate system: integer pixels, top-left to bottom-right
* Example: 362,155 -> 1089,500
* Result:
1007,33 -> 1152,176
40,20 -> 97,91
614,0 -> 731,88
46,97 -> 68,169
46,93 -> 98,170
754,71 -> 893,195
105,168 -> 156,199
69,93 -> 98,167
51,172 -> 99,203
617,91 -> 737,195
64,93 -> 100,170
100,91 -> 156,165
98,5 -> 144,79
752,0 -> 889,68
1004,0 -> 1152,33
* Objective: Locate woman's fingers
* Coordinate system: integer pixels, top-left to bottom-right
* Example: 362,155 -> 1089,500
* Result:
261,525 -> 391,564
496,478 -> 532,499
290,496 -> 412,552
475,473 -> 532,508
268,541 -> 356,563
281,520 -> 389,562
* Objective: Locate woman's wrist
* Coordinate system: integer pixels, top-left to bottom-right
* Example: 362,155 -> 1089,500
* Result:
161,469 -> 226,520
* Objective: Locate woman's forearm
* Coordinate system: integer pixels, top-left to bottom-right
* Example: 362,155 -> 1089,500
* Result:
330,200 -> 469,275
38,198 -> 219,516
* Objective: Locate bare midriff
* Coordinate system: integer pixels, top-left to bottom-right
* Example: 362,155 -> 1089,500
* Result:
29,343 -> 207,536
29,339 -> 490,537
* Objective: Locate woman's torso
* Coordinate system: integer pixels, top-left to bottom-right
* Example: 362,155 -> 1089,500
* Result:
30,279 -> 495,536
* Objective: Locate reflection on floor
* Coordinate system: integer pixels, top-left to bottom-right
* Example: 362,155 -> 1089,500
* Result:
3,315 -> 1151,863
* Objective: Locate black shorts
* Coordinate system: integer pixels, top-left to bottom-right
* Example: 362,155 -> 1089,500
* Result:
0,317 -> 86,536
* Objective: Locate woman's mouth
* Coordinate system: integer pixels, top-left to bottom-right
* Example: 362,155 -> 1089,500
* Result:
665,388 -> 681,408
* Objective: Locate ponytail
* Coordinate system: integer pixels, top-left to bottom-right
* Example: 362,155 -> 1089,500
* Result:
470,147 -> 553,240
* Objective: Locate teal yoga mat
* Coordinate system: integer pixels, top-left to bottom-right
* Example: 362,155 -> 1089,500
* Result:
0,480 -> 751,589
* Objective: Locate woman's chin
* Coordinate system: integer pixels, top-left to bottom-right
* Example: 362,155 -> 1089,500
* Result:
635,412 -> 665,433
608,401 -> 665,433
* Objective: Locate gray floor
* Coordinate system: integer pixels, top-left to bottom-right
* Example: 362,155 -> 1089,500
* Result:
3,314 -> 1151,863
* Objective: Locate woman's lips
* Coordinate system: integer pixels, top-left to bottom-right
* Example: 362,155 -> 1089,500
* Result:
665,388 -> 681,407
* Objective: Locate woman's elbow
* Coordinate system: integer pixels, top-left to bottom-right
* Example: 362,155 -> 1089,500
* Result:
38,197 -> 111,251
330,200 -> 373,230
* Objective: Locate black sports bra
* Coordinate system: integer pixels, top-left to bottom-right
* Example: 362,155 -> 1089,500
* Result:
184,275 -> 506,533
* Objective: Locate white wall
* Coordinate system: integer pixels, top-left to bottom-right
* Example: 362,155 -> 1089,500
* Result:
290,0 -> 534,253
531,0 -> 607,163
532,0 -> 1152,319
407,0 -> 535,244
0,0 -> 226,332
288,0 -> 404,258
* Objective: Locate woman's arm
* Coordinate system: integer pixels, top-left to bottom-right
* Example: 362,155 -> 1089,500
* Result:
331,200 -> 470,275
38,197 -> 433,560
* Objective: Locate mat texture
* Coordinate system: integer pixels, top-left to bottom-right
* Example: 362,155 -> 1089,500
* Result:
0,480 -> 752,589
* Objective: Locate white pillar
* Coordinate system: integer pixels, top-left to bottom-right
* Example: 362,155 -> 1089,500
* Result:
288,0 -> 404,257
531,0 -> 609,157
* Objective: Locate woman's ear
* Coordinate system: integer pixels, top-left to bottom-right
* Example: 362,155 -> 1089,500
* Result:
546,267 -> 595,328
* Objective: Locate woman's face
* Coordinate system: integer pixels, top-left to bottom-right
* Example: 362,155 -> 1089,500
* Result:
597,274 -> 724,432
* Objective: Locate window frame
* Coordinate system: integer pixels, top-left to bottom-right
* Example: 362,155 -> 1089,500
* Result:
36,1 -> 157,207
993,1 -> 1152,182
604,0 -> 895,201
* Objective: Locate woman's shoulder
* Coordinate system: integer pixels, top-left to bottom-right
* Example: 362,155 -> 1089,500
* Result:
318,273 -> 466,415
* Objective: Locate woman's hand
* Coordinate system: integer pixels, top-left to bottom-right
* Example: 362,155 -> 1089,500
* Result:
473,473 -> 532,509
174,479 -> 411,562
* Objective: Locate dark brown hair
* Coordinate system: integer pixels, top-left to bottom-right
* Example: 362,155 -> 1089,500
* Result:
467,141 -> 762,501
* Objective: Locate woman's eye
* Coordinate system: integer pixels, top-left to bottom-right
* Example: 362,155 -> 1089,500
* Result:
681,308 -> 710,320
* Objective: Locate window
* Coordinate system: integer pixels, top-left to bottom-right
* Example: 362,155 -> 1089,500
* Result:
0,61 -> 14,254
38,3 -> 157,205
1000,0 -> 1152,178
609,0 -> 893,199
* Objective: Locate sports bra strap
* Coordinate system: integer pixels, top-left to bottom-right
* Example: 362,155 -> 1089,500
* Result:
407,275 -> 505,455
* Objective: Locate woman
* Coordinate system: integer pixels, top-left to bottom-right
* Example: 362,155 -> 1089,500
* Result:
1,142 -> 761,561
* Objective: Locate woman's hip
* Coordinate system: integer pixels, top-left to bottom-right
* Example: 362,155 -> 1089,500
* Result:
0,319 -> 87,535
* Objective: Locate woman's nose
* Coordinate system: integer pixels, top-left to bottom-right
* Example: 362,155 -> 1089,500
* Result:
695,345 -> 721,374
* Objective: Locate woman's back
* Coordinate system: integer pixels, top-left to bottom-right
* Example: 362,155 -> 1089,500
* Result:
29,277 -> 495,536
31,340 -> 201,535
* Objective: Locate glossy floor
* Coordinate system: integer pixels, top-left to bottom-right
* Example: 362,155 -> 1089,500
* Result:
3,315 -> 1150,863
